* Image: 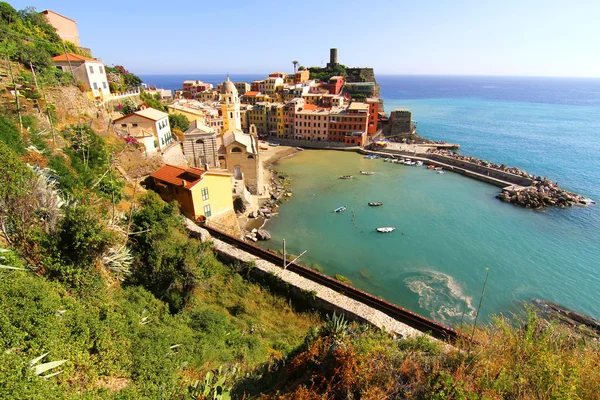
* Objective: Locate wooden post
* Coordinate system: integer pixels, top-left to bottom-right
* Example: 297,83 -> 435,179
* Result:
61,41 -> 76,85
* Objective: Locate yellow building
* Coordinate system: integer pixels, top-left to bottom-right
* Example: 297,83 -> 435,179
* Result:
150,164 -> 234,221
246,103 -> 267,133
276,103 -> 284,137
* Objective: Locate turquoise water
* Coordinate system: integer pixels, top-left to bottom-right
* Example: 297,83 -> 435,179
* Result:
255,76 -> 600,325
260,151 -> 600,324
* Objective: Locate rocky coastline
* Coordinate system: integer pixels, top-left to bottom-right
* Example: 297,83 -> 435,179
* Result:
427,149 -> 595,209
243,169 -> 293,242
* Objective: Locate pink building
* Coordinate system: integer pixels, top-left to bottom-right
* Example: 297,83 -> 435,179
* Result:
42,10 -> 80,46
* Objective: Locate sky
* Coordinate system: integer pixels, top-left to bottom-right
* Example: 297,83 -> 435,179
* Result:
10,0 -> 600,77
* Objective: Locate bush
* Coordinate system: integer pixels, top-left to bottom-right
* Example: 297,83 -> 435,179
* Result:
169,113 -> 190,132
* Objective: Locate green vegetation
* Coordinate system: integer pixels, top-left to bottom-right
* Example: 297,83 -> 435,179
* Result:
105,65 -> 142,93
248,311 -> 600,399
308,64 -> 347,82
334,273 -> 352,285
169,112 -> 190,131
0,111 -> 319,397
140,90 -> 166,111
0,2 -> 87,85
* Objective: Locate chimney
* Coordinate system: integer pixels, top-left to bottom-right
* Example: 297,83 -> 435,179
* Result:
182,180 -> 187,187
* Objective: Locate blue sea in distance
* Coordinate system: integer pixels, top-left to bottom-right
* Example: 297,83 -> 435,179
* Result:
144,74 -> 600,324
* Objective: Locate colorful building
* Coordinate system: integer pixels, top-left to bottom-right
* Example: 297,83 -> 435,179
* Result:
53,54 -> 110,99
220,77 -> 242,134
42,10 -> 80,46
150,165 -> 234,222
113,107 -> 173,152
366,97 -> 381,135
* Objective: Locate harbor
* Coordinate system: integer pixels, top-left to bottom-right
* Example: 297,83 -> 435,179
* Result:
255,149 -> 600,325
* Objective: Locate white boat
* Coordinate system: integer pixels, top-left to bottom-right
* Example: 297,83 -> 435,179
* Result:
376,227 -> 396,233
434,167 -> 443,171
416,161 -> 423,166
384,158 -> 390,162
437,170 -> 445,174
269,142 -> 280,147
296,147 -> 304,151
339,175 -> 354,179
368,201 -> 383,206
360,171 -> 375,175
334,206 -> 347,213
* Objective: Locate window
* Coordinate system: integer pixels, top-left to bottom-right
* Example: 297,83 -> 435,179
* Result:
132,123 -> 138,127
99,66 -> 104,74
93,82 -> 98,90
204,204 -> 211,217
102,82 -> 107,89
201,187 -> 209,201
121,124 -> 127,127
231,147 -> 242,153
89,66 -> 94,74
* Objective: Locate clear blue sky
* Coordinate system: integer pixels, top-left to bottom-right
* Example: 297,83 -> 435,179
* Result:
11,0 -> 600,77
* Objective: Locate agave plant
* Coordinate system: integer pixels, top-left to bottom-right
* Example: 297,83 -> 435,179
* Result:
101,246 -> 133,277
188,365 -> 237,400
30,352 -> 68,379
325,311 -> 349,339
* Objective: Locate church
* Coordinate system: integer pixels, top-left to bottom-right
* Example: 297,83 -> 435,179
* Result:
220,77 -> 263,195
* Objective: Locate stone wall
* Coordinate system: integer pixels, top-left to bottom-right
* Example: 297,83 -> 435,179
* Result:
383,109 -> 413,138
345,67 -> 376,83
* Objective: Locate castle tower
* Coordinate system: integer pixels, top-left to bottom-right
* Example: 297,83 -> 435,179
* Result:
220,76 -> 241,134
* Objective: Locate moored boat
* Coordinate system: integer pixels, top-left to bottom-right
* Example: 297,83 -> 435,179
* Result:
376,227 -> 396,233
334,206 -> 347,213
368,201 -> 383,206
416,161 -> 423,166
339,175 -> 354,179
434,167 -> 443,171
360,171 -> 375,175
269,142 -> 280,147
427,164 -> 435,169
437,170 -> 445,174
296,147 -> 304,151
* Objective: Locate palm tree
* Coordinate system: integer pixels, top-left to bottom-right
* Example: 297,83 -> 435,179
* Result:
292,60 -> 298,73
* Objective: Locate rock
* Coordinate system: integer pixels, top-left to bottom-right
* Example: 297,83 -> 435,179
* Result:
256,230 -> 271,240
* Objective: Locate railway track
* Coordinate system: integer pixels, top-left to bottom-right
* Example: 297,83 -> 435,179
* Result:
203,225 -> 459,341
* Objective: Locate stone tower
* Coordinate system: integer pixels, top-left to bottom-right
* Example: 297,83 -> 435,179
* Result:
220,76 -> 241,134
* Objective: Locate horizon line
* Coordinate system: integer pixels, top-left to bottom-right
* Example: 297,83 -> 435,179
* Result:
137,72 -> 600,79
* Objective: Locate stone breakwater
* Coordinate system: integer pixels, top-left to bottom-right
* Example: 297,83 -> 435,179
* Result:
426,149 -> 595,209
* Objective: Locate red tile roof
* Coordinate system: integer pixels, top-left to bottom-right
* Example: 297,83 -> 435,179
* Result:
150,165 -> 231,189
244,91 -> 260,97
151,165 -> 205,189
53,53 -> 97,62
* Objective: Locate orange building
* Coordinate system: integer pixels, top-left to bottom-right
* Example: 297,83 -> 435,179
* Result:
42,10 -> 80,46
366,98 -> 380,135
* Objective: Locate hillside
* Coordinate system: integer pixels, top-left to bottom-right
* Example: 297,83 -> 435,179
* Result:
1,2 -> 599,399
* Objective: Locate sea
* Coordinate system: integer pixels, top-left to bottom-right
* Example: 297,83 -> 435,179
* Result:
141,74 -> 600,325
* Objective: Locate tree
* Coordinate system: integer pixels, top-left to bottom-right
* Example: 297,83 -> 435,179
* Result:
120,98 -> 138,115
169,113 -> 189,132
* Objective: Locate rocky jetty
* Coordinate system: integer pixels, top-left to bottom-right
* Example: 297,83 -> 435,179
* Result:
497,179 -> 593,209
428,149 -> 595,209
427,148 -> 536,179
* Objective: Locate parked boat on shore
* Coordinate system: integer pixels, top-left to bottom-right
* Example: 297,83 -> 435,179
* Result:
269,142 -> 280,147
376,227 -> 396,233
334,206 -> 347,213
296,147 -> 304,151
360,171 -> 375,175
339,175 -> 354,179
368,202 -> 383,206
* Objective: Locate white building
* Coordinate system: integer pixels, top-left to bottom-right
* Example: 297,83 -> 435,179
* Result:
53,53 -> 110,98
113,107 -> 173,153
